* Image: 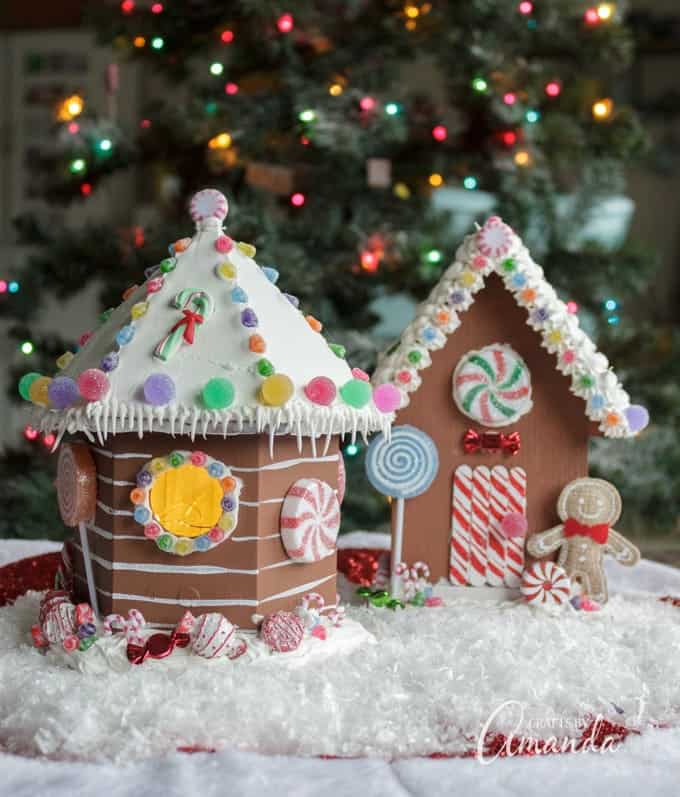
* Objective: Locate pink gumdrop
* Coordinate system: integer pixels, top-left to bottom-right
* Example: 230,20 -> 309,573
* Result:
304,376 -> 337,406
425,596 -> 444,608
78,331 -> 93,347
214,235 -> 233,253
580,598 -> 601,612
351,367 -> 370,382
500,512 -> 527,539
373,383 -> 401,413
77,368 -> 110,402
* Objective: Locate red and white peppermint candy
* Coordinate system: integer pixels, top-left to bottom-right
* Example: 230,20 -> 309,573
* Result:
476,216 -> 514,259
260,611 -> 304,653
280,478 -> 340,563
39,591 -> 76,644
190,188 -> 228,223
521,561 -> 571,607
191,613 -> 235,659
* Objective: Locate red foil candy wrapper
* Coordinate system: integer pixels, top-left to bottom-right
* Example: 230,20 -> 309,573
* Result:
462,429 -> 521,456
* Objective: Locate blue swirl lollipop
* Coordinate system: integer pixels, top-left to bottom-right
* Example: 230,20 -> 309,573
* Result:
365,424 -> 439,499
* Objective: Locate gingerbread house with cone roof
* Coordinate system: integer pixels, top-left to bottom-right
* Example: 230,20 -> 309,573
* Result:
26,189 -> 396,630
371,216 -> 649,595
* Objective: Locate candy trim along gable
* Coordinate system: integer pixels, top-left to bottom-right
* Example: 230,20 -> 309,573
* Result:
372,217 -> 645,439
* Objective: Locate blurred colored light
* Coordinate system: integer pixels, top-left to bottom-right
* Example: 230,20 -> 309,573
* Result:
385,102 -> 400,115
344,443 -> 360,456
43,433 -> 56,448
98,138 -> 112,152
151,37 -> 164,50
329,83 -> 343,96
525,109 -> 540,123
121,0 -> 135,13
290,192 -> 305,207
8,281 -> 19,293
20,341 -> 34,355
429,173 -> 443,187
597,3 -> 614,20
208,132 -> 232,149
432,125 -> 447,141
545,81 -> 561,97
518,1 -> 533,13
277,13 -> 294,33
463,176 -> 478,190
514,150 -> 531,166
24,425 -> 38,441
0,281 -> 6,293
426,249 -> 442,264
221,30 -> 234,44
69,158 -> 86,174
80,182 -> 92,196
607,315 -> 619,325
472,77 -> 488,92
361,251 -> 378,271
68,122 -> 80,134
210,62 -> 224,76
360,96 -> 376,111
299,109 -> 316,122
566,301 -> 579,314
224,82 -> 239,95
404,4 -> 420,18
502,130 -> 517,146
584,7 -> 599,25
151,2 -> 163,13
133,36 -> 146,48
604,298 -> 618,311
140,118 -> 151,128
592,98 -> 613,119
503,92 -> 517,106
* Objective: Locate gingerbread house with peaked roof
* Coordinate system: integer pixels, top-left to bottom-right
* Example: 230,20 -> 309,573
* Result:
371,216 -> 648,594
27,189 -> 395,630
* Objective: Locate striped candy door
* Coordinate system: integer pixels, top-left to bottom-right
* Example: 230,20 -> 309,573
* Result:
450,464 -> 527,587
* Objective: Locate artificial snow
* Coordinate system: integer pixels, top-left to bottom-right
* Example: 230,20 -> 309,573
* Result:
2,587 -> 680,763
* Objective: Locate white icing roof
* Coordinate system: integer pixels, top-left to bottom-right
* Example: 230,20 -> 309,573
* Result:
373,216 -> 646,439
35,190 -> 392,443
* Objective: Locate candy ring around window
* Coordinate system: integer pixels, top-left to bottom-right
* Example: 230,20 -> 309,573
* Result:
132,451 -> 242,556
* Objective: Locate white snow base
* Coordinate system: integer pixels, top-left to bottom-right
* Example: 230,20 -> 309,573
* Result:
1,590 -> 680,763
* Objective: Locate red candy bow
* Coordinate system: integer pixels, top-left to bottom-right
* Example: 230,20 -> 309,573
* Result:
127,629 -> 190,665
463,429 -> 521,456
564,518 -> 609,545
170,309 -> 204,344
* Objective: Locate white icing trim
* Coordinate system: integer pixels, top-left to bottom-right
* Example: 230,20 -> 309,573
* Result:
97,474 -> 135,486
91,447 -> 152,459
96,500 -> 133,517
230,533 -> 281,542
258,574 -> 335,604
231,454 -> 339,473
240,498 -> 284,506
373,217 -> 638,438
85,523 -> 140,541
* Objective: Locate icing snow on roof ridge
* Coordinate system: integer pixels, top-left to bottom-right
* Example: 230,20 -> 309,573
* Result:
372,216 -> 649,439
24,189 -> 398,443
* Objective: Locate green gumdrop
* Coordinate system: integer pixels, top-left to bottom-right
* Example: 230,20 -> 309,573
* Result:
257,358 -> 274,377
340,378 -> 372,409
157,534 -> 173,551
407,350 -> 422,364
169,452 -> 185,467
501,257 -> 516,272
18,372 -> 41,401
328,343 -> 346,359
79,636 -> 96,652
99,308 -> 113,324
202,377 -> 235,410
579,374 -> 594,389
160,258 -> 176,274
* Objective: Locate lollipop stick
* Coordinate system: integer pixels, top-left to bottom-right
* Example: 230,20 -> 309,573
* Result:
390,497 -> 405,597
78,521 -> 100,619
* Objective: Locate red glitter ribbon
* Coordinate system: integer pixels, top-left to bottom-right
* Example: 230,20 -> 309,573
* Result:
463,429 -> 521,456
564,518 -> 609,545
169,309 -> 204,344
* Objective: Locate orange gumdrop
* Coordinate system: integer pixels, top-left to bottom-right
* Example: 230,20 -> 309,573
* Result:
521,288 -> 537,303
436,310 -> 450,325
249,334 -> 266,353
306,315 -> 323,333
221,476 -> 237,493
605,412 -> 620,427
174,238 -> 191,253
130,488 -> 146,505
122,284 -> 139,301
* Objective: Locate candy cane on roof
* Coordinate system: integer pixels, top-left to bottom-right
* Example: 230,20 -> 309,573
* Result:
154,288 -> 215,362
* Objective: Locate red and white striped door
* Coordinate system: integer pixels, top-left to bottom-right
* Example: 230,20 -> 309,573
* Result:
450,464 -> 527,587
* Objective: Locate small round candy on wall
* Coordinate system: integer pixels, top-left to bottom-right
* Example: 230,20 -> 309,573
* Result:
520,561 -> 571,607
56,444 -> 97,527
280,478 -> 340,562
452,343 -> 532,428
365,424 -> 439,500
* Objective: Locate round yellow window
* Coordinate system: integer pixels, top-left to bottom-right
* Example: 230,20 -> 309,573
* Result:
149,463 -> 223,538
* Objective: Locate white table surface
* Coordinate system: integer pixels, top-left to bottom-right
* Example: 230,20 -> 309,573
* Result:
2,539 -> 680,797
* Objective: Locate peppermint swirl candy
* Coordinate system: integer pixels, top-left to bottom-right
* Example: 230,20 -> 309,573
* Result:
521,561 -> 571,607
453,344 -> 532,428
365,424 -> 439,499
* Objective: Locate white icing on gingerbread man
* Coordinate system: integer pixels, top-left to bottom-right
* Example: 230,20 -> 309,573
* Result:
527,477 -> 640,604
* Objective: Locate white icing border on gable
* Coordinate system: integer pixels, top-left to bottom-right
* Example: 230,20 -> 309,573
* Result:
372,217 -> 637,439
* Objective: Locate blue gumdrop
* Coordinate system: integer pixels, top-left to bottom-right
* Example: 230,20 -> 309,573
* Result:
231,286 -> 248,303
241,307 -> 258,328
283,293 -> 299,308
262,267 -> 279,284
116,324 -> 135,346
194,536 -> 211,551
589,394 -> 606,411
100,352 -> 119,373
208,462 -> 224,478
422,326 -> 437,342
134,506 -> 150,524
511,272 -> 527,288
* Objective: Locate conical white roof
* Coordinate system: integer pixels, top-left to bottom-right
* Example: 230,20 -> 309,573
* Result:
32,189 -> 394,444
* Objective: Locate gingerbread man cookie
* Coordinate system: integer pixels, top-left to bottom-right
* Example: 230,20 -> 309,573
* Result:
526,477 -> 640,604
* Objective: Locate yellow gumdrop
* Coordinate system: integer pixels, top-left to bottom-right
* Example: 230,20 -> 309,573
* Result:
149,457 -> 167,474
237,241 -> 257,258
29,376 -> 52,406
547,329 -> 563,345
131,301 -> 149,320
460,270 -> 477,288
218,514 -> 234,532
259,374 -> 294,407
217,261 -> 237,280
56,351 -> 74,370
174,538 -> 193,556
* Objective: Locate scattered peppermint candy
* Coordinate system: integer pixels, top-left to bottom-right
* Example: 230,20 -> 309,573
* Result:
190,189 -> 228,223
476,216 -> 514,259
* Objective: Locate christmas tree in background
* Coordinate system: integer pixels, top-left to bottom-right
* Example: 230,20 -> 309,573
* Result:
3,0 -> 679,541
